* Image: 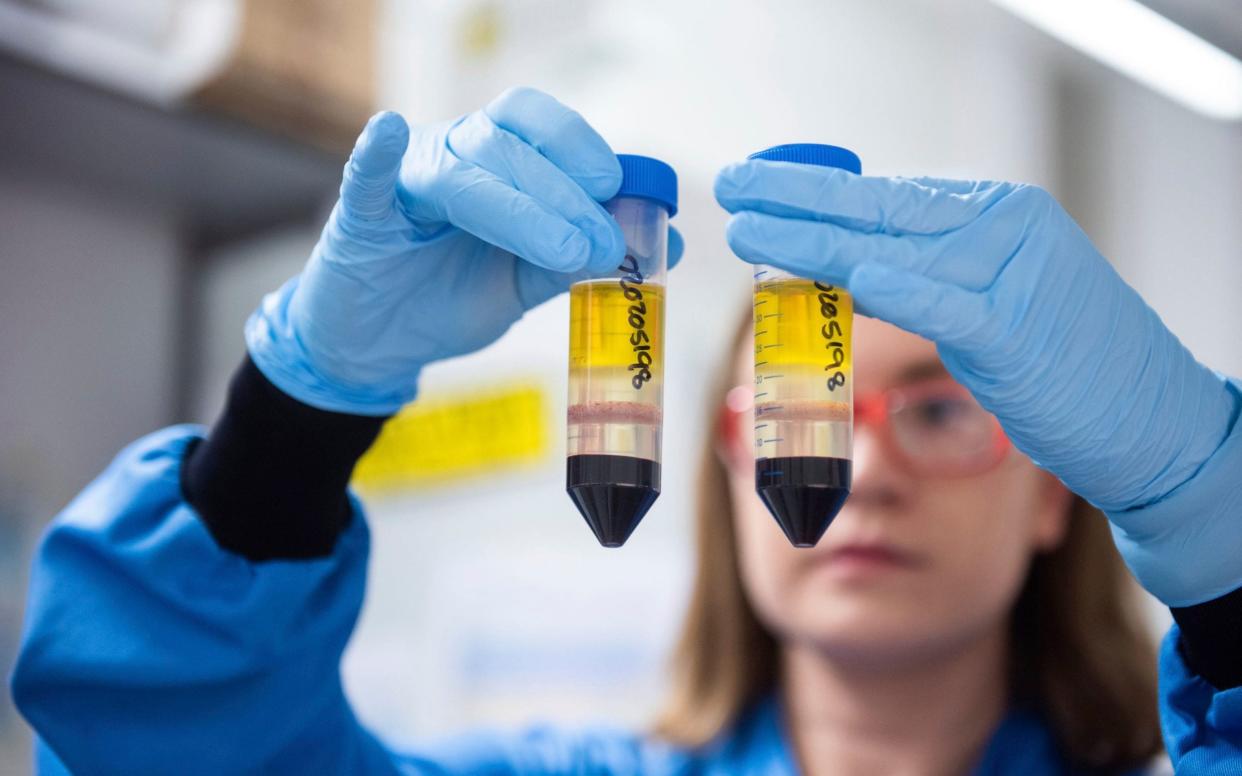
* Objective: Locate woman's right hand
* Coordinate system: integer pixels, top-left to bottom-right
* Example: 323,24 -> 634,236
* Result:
247,87 -> 680,416
716,162 -> 1241,607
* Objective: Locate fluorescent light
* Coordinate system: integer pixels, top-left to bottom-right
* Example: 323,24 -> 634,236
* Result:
991,0 -> 1242,120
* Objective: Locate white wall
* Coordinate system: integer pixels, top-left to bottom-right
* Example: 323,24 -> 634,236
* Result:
0,171 -> 182,511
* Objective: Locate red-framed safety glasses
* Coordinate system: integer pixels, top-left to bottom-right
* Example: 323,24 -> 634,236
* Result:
719,377 -> 1010,478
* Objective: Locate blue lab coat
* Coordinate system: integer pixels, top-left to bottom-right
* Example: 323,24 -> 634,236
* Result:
10,426 -> 1242,774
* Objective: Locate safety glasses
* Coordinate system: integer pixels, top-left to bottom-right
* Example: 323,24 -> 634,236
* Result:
719,376 -> 1010,478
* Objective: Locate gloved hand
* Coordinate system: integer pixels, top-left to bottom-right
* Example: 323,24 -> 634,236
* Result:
247,87 -> 682,416
716,162 -> 1240,606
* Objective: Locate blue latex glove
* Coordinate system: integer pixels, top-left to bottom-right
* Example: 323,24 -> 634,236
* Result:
247,87 -> 682,416
716,162 -> 1241,606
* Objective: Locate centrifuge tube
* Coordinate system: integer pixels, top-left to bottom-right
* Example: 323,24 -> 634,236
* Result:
567,154 -> 678,547
750,144 -> 861,547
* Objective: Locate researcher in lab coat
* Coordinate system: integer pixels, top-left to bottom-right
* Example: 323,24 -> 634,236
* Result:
13,88 -> 1242,774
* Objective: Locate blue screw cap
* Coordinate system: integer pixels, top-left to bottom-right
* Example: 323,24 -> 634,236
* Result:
749,143 -> 862,173
613,154 -> 678,216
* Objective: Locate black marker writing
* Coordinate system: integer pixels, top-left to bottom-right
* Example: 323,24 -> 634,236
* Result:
620,255 -> 653,389
815,281 -> 848,391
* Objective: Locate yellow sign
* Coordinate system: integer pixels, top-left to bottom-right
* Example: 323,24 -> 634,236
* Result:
353,381 -> 551,493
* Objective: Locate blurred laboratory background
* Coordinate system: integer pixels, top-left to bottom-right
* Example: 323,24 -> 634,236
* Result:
2,0 -> 1241,768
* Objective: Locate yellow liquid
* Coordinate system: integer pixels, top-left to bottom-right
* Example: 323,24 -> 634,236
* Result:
753,277 -> 853,460
570,279 -> 665,377
568,278 -> 665,460
754,278 -> 853,373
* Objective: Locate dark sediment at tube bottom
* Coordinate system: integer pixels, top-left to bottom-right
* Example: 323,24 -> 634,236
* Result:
567,454 -> 660,547
755,456 -> 851,547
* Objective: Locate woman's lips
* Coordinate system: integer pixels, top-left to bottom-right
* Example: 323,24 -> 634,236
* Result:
816,543 -> 924,576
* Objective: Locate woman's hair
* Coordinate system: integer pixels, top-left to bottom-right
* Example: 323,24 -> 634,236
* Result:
653,310 -> 1162,772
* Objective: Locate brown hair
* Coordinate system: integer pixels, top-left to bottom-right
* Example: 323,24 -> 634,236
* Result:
654,311 -> 1162,773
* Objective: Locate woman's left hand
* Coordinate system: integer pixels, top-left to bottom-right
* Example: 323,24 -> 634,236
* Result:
716,160 -> 1241,607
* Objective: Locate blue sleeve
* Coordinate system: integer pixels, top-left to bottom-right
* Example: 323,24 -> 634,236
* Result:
10,426 -> 690,776
10,426 -> 401,775
1158,627 -> 1242,772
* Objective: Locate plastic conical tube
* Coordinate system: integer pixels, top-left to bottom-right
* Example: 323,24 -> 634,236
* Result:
566,189 -> 670,547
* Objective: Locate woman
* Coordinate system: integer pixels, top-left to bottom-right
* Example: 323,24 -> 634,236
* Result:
12,88 -> 1242,774
656,312 -> 1161,773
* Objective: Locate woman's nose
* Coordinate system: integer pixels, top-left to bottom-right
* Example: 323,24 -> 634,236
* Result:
852,424 -> 883,480
848,423 -> 908,510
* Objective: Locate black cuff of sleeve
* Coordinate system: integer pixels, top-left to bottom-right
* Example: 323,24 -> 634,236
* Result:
1172,585 -> 1242,689
181,356 -> 388,561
